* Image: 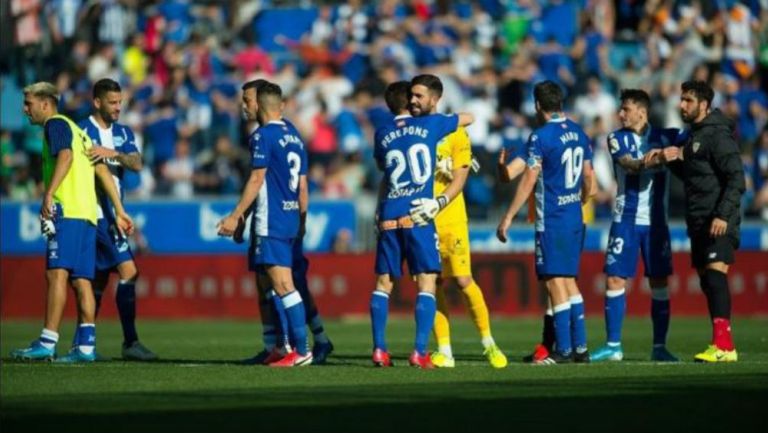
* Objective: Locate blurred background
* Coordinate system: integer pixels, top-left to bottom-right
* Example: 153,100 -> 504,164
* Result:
1,0 -> 767,318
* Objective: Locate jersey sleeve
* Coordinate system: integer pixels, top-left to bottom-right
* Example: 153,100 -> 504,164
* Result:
122,128 -> 140,154
45,119 -> 73,156
526,132 -> 543,169
607,132 -> 629,161
433,114 -> 459,140
582,132 -> 593,161
450,127 -> 472,168
250,131 -> 269,169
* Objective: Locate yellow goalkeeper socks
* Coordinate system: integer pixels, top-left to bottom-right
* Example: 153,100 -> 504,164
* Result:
433,288 -> 452,354
462,281 -> 493,347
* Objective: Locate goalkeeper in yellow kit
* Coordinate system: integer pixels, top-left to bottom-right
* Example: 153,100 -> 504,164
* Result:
408,74 -> 507,368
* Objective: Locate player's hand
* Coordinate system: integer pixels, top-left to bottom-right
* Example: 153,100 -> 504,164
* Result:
470,156 -> 481,174
40,195 -> 55,220
88,146 -> 117,163
710,217 -> 728,237
409,195 -> 448,226
40,216 -> 56,239
217,214 -> 239,237
661,146 -> 679,162
498,149 -> 508,166
643,149 -> 662,167
496,216 -> 512,243
115,212 -> 135,236
436,157 -> 454,181
233,214 -> 247,244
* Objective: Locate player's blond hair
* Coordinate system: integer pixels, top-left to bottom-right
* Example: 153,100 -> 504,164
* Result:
23,82 -> 59,104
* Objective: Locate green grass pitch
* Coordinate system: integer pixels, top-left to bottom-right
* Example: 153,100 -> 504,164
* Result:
2,317 -> 766,432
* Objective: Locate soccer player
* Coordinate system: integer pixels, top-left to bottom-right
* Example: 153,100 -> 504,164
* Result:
662,80 -> 745,362
218,81 -> 313,367
590,89 -> 680,362
408,74 -> 507,369
370,80 -> 474,368
496,80 -> 596,364
10,82 -> 133,363
73,78 -> 157,361
232,80 -> 333,366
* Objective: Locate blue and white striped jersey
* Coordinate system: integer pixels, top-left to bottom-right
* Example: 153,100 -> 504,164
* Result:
78,116 -> 139,222
608,126 -> 682,226
526,117 -> 593,232
249,119 -> 308,240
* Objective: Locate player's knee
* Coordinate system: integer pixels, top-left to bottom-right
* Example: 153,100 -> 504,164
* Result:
375,275 -> 393,293
456,276 -> 473,289
118,262 -> 139,282
703,268 -> 728,293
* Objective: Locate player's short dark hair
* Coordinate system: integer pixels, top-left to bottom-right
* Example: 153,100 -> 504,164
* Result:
256,82 -> 282,109
411,74 -> 443,97
384,81 -> 411,114
242,79 -> 270,92
93,78 -> 121,99
681,80 -> 714,107
533,80 -> 563,112
620,89 -> 650,110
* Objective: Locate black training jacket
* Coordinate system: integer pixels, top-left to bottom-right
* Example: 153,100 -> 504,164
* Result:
668,109 -> 746,236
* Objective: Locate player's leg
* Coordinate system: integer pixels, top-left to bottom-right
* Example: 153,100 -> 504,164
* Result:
115,260 -> 156,360
267,264 -> 312,367
431,225 -> 453,364
293,252 -> 333,363
55,221 -> 98,363
642,223 -> 677,361
564,278 -> 589,362
523,283 -> 554,363
370,229 -> 401,367
455,274 -> 507,368
11,268 -> 69,360
431,281 -> 454,367
693,232 -> 738,362
539,276 -> 573,364
592,223 -> 639,361
406,224 -> 441,369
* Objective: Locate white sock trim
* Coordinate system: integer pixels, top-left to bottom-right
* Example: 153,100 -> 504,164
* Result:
373,290 -> 390,298
651,287 -> 670,301
569,294 -> 584,304
265,289 -> 277,300
545,308 -> 553,316
553,302 -> 571,313
78,323 -> 95,328
281,291 -> 303,309
417,292 -> 436,300
41,329 -> 59,341
606,288 -> 626,298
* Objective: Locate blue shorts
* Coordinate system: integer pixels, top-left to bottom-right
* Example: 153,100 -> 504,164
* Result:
249,236 -> 293,273
46,218 -> 97,280
375,225 -> 440,278
95,218 -> 134,272
535,226 -> 584,279
604,222 -> 672,278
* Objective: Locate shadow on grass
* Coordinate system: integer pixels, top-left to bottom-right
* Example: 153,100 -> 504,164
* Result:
2,375 -> 766,432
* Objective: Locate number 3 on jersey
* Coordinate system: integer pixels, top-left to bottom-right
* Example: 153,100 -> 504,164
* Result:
386,143 -> 431,188
287,151 -> 300,192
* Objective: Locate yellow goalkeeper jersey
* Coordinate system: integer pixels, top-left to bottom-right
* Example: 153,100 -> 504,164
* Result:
434,127 -> 470,226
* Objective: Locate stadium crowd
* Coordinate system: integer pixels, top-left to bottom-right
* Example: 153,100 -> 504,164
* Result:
1,0 -> 767,221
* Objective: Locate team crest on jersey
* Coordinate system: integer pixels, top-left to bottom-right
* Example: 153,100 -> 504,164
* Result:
692,142 -> 700,153
609,137 -> 619,154
114,135 -> 124,148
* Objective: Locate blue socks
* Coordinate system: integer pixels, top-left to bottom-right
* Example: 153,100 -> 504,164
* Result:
605,288 -> 626,345
570,295 -> 587,353
280,291 -> 308,356
414,292 -> 436,356
267,289 -> 290,348
370,290 -> 390,351
77,323 -> 96,355
553,302 -> 572,356
651,287 -> 671,347
116,280 -> 138,345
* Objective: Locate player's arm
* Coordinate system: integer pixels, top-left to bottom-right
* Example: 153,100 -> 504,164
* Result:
497,165 -> 539,242
457,112 -> 475,127
498,154 -> 526,183
94,162 -> 134,234
218,167 -> 266,236
89,147 -> 143,171
298,174 -> 308,238
710,131 -> 746,237
581,160 -> 597,204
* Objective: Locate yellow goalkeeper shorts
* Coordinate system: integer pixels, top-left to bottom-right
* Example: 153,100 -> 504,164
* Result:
437,221 -> 472,278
